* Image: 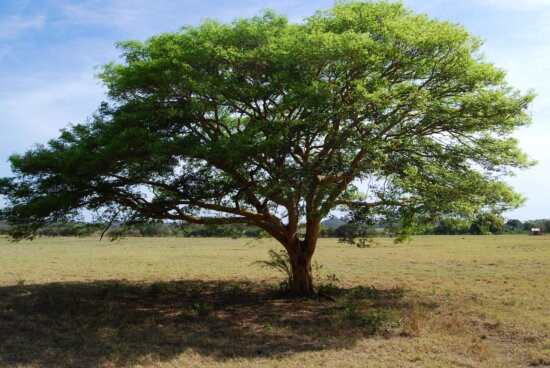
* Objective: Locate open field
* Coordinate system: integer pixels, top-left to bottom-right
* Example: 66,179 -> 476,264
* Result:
0,235 -> 549,367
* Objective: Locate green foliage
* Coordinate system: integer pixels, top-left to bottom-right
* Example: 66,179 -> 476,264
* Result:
34,223 -> 103,237
336,224 -> 376,247
187,302 -> 211,316
149,282 -> 170,299
361,310 -> 386,334
336,302 -> 396,335
431,217 -> 472,235
470,212 -> 505,235
0,1 -> 534,255
505,219 -> 523,232
336,207 -> 378,247
523,219 -> 550,232
229,282 -> 252,296
181,223 -> 255,238
425,213 -> 510,235
317,282 -> 342,296
107,221 -> 175,238
337,301 -> 362,322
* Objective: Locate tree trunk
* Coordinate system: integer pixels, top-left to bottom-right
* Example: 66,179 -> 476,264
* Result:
289,247 -> 315,296
276,214 -> 319,297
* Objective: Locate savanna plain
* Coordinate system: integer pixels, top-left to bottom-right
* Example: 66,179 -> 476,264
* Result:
0,235 -> 548,368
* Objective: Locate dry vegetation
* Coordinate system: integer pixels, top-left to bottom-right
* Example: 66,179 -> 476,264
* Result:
0,235 -> 549,367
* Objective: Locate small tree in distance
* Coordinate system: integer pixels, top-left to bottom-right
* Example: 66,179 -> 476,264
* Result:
0,1 -> 534,296
469,213 -> 505,235
505,219 -> 523,232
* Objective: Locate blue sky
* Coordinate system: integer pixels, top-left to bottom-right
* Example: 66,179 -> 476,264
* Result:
0,0 -> 548,220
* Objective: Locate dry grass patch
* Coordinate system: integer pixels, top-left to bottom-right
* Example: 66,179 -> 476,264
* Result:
0,235 -> 549,367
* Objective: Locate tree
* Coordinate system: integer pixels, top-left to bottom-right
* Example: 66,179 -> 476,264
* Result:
469,213 -> 505,235
0,1 -> 534,295
505,219 -> 523,232
432,217 -> 471,235
523,220 -> 536,231
523,219 -> 550,232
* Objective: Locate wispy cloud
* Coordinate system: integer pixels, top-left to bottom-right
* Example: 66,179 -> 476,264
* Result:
59,0 -> 144,28
54,0 -> 332,36
0,14 -> 46,39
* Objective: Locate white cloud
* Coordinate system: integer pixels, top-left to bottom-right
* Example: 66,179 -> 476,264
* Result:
59,0 -> 144,28
54,0 -> 334,36
0,14 -> 46,39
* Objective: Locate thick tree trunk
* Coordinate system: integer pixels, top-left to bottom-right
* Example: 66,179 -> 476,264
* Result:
289,247 -> 315,296
275,212 -> 319,297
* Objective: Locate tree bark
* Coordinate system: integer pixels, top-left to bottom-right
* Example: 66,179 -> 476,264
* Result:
288,245 -> 315,296
271,208 -> 319,296
286,218 -> 319,296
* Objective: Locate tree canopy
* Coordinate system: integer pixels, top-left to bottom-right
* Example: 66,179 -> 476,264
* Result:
0,1 -> 534,295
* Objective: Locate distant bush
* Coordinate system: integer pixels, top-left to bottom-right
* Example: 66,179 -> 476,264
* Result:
36,223 -> 103,237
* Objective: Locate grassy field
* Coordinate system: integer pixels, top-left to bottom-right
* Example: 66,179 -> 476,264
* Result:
0,235 -> 549,367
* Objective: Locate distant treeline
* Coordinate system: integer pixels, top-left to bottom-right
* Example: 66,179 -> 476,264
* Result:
0,221 -> 394,239
0,216 -> 547,238
426,216 -> 550,235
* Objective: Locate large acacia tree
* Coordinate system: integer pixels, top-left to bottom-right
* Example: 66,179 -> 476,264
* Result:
0,2 -> 534,295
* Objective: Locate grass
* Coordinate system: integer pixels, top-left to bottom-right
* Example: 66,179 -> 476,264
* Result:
0,235 -> 549,367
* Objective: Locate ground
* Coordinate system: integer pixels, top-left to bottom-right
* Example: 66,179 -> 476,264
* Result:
0,235 -> 549,367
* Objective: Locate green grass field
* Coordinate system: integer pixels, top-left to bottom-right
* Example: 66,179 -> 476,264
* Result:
1,235 -> 549,367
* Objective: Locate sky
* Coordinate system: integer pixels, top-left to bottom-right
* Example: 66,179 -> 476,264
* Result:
0,0 -> 548,221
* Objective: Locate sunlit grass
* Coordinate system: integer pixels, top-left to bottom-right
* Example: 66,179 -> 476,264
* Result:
0,235 -> 549,367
